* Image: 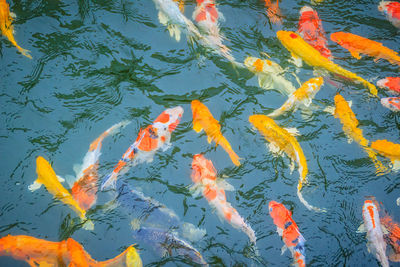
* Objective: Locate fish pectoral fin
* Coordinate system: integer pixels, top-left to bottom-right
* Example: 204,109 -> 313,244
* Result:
373,57 -> 381,63
192,121 -> 204,133
397,197 -> 400,206
356,223 -> 366,233
289,53 -> 302,67
65,175 -> 76,189
323,106 -> 335,115
346,134 -> 354,144
350,50 -> 362,60
207,136 -> 213,144
216,179 -> 234,191
10,12 -> 16,19
258,75 -> 274,90
73,163 -> 82,176
158,11 -> 168,26
289,161 -> 295,174
347,100 -> 353,108
161,141 -> 172,152
56,175 -> 65,183
284,127 -> 300,136
82,220 -> 94,231
28,181 -> 42,192
189,184 -> 202,197
268,143 -> 282,155
281,245 -> 288,255
392,159 -> 400,171
303,97 -> 312,107
277,227 -> 283,236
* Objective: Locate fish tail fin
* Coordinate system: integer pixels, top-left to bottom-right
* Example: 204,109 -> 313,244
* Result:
181,223 -> 206,242
82,219 -> 94,231
90,120 -> 130,151
268,108 -> 284,118
366,81 -> 378,96
365,147 -> 389,175
227,149 -> 241,166
15,45 -> 32,59
297,188 -> 326,212
167,24 -> 182,42
100,172 -> 118,191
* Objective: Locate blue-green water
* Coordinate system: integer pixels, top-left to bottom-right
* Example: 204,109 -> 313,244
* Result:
1,0 -> 400,266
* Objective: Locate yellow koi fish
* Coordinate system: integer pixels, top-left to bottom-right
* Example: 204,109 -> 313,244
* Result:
269,77 -> 324,117
371,139 -> 400,170
329,94 -> 387,174
249,114 -> 325,212
0,0 -> 31,58
191,100 -> 240,166
29,156 -> 94,230
276,31 -> 377,96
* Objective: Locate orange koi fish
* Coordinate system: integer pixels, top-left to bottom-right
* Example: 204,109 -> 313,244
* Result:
191,100 -> 240,166
0,235 -> 142,267
249,115 -> 325,212
101,107 -> 183,190
377,77 -> 400,94
298,6 -> 332,59
0,0 -> 31,58
71,121 -> 129,211
371,139 -> 400,170
331,32 -> 400,66
358,200 -> 389,267
191,154 -> 256,244
264,0 -> 282,24
380,214 -> 400,262
379,1 -> 400,29
268,201 -> 306,267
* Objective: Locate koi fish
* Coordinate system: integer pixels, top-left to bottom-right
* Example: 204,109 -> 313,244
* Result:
378,1 -> 400,29
381,97 -> 400,112
377,77 -> 400,94
0,0 -> 31,58
132,227 -> 208,266
71,121 -> 129,211
380,214 -> 400,262
331,32 -> 400,66
264,0 -> 282,24
191,154 -> 256,244
0,234 -> 142,267
358,200 -> 389,267
370,139 -> 400,170
268,77 -> 323,118
276,31 -> 377,96
249,115 -> 325,212
298,6 -> 332,59
29,156 -> 94,230
328,94 -> 388,174
191,100 -> 240,166
268,201 -> 306,267
101,106 -> 183,190
244,56 -> 297,95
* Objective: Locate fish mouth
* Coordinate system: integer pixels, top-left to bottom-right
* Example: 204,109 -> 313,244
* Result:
381,97 -> 400,111
376,78 -> 388,88
300,6 -> 313,14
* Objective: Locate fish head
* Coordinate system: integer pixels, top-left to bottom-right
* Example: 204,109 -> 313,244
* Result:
377,78 -> 389,89
191,154 -> 217,184
125,246 -> 143,266
378,1 -> 390,13
153,106 -> 184,135
244,57 -> 264,73
363,199 -> 380,229
307,77 -> 324,93
268,201 -> 292,229
299,5 -> 314,15
381,97 -> 400,111
276,31 -> 302,51
330,32 -> 346,46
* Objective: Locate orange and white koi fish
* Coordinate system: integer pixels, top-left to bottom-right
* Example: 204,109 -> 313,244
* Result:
268,201 -> 306,267
358,200 -> 389,267
101,106 -> 183,190
191,100 -> 240,166
381,97 -> 400,112
276,31 -> 377,96
298,6 -> 332,59
249,115 -> 325,212
29,156 -> 94,230
379,1 -> 400,29
380,213 -> 400,262
371,139 -> 400,170
71,121 -> 129,211
0,235 -> 142,267
0,0 -> 31,58
268,77 -> 323,118
331,32 -> 400,66
264,0 -> 282,24
327,94 -> 388,174
191,154 -> 256,244
244,56 -> 297,95
377,77 -> 400,94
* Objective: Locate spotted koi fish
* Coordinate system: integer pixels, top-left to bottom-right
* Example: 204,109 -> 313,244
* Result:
379,1 -> 400,29
101,106 -> 183,190
377,77 -> 400,94
298,6 -> 332,59
381,97 -> 400,112
264,0 -> 282,24
0,235 -> 142,267
358,199 -> 389,267
380,213 -> 400,262
268,201 -> 306,267
371,139 -> 400,170
191,154 -> 256,244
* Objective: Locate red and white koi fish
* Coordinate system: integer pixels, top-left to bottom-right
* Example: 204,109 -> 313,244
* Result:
191,154 -> 256,244
358,199 -> 389,267
379,1 -> 400,28
381,97 -> 400,111
71,121 -> 129,211
298,6 -> 332,59
264,0 -> 282,24
101,107 -> 183,190
268,201 -> 306,267
380,214 -> 400,262
377,77 -> 400,94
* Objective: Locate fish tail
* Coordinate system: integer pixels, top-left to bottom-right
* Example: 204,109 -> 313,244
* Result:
365,81 -> 378,96
90,120 -> 130,151
217,136 -> 241,166
181,223 -> 206,242
364,147 -> 389,175
82,219 -> 94,231
297,188 -> 326,212
15,44 -> 32,59
100,172 -> 118,191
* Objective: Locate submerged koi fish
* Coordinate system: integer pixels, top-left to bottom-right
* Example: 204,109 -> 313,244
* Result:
244,56 -> 297,95
0,235 -> 142,267
0,0 -> 31,58
380,214 -> 400,262
331,32 -> 400,66
268,77 -> 323,118
371,139 -> 400,170
329,94 -> 387,174
381,97 -> 400,112
379,1 -> 400,29
29,156 -> 94,230
132,227 -> 208,266
191,100 -> 240,166
249,115 -> 325,212
276,31 -> 377,96
191,154 -> 256,244
101,106 -> 183,190
298,6 -> 332,59
264,0 -> 282,24
71,121 -> 129,211
358,200 -> 389,267
377,77 -> 400,94
268,201 -> 306,267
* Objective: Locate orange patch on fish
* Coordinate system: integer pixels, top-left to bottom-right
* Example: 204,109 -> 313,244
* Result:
154,112 -> 170,124
254,58 -> 264,72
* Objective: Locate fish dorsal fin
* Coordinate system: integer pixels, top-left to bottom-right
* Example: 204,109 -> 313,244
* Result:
284,127 -> 300,136
290,53 -> 302,67
350,50 -> 362,60
281,245 -> 288,255
357,223 -> 366,233
28,181 -> 42,192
